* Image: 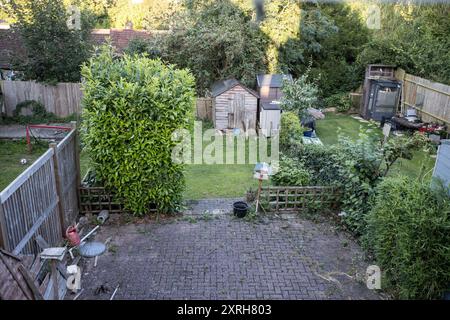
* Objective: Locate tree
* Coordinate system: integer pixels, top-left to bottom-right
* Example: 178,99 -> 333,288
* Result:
149,0 -> 269,95
356,3 -> 450,85
280,69 -> 319,120
7,0 -> 94,83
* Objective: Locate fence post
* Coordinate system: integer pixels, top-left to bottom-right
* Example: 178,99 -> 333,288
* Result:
0,201 -> 10,250
70,121 -> 82,215
50,143 -> 66,236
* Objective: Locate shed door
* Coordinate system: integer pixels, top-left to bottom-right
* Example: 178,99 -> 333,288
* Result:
229,93 -> 245,129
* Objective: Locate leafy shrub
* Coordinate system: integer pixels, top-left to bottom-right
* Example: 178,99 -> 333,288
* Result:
280,68 -> 319,120
81,46 -> 195,215
272,156 -> 312,187
365,176 -> 450,299
324,92 -> 352,113
279,111 -> 304,153
289,131 -> 429,235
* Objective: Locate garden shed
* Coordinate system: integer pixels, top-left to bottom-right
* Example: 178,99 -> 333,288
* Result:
211,78 -> 259,131
259,101 -> 281,137
256,74 -> 293,104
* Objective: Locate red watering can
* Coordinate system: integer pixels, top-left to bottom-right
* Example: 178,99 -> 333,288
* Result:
66,225 -> 80,246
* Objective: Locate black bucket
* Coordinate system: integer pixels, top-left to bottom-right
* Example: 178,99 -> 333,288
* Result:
233,201 -> 249,218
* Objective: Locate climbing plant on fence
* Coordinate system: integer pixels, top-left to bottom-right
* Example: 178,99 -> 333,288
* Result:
81,45 -> 195,215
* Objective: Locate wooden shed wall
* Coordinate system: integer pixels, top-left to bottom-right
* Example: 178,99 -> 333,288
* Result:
214,85 -> 257,131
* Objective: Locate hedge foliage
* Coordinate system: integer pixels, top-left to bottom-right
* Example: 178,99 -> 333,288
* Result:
324,93 -> 352,113
81,46 -> 196,214
365,177 -> 450,299
279,111 -> 304,153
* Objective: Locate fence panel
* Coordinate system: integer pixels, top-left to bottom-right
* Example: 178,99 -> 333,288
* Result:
0,149 -> 62,254
55,128 -> 80,227
400,73 -> 450,126
0,80 -> 82,117
196,97 -> 213,121
0,127 -> 80,255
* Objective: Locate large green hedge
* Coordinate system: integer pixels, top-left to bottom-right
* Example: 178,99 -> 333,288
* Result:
81,46 -> 195,214
365,177 -> 450,299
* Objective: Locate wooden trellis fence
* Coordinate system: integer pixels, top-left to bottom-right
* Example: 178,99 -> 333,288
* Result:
261,186 -> 340,212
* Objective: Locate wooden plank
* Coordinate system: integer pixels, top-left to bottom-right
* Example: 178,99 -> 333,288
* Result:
0,149 -> 54,203
55,130 -> 75,152
0,202 -> 9,250
12,198 -> 59,255
17,264 -> 44,300
50,143 -> 66,234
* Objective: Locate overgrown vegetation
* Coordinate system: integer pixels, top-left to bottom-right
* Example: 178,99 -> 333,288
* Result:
282,130 -> 429,235
365,177 -> 450,299
324,93 -> 352,113
279,111 -> 304,152
81,45 -> 195,214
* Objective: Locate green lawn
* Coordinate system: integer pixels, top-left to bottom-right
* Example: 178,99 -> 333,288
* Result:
0,140 -> 49,190
316,113 -> 436,179
78,138 -> 258,200
184,164 -> 257,199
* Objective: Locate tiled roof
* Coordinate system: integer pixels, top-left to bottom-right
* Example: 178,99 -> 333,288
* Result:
0,26 -> 156,69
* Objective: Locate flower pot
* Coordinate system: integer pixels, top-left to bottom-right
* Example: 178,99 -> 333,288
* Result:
233,201 -> 249,218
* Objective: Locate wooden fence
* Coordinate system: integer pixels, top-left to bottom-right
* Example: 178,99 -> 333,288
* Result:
261,186 -> 339,212
196,97 -> 213,121
0,123 -> 80,255
0,80 -> 82,117
396,70 -> 450,126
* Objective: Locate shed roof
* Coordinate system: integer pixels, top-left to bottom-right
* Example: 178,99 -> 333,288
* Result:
256,74 -> 293,88
211,78 -> 259,98
261,102 -> 281,111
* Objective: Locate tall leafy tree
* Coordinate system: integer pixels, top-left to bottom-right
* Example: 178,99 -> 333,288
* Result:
160,0 -> 269,95
7,0 -> 94,83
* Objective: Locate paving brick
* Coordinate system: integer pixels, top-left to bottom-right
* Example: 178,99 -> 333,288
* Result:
77,202 -> 383,300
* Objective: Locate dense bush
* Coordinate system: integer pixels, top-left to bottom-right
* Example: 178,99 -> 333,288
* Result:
279,112 -> 304,153
324,93 -> 352,113
365,177 -> 450,299
288,131 -> 429,235
81,46 -> 196,214
272,156 -> 312,187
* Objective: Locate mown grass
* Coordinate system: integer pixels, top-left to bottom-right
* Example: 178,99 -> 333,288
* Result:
316,113 -> 436,179
0,139 -> 49,190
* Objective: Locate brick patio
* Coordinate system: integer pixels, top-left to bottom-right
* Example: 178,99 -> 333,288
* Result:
74,199 -> 383,300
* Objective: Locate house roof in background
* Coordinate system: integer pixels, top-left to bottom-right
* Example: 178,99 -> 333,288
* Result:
256,74 -> 293,88
0,27 -> 156,69
211,78 -> 259,98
